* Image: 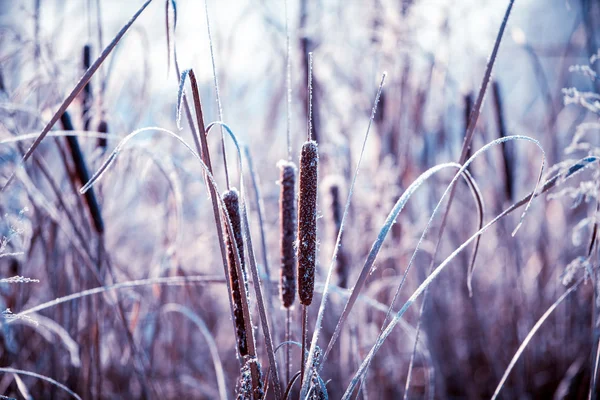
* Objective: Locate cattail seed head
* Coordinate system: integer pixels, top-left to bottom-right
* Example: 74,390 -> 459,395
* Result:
278,160 -> 297,308
97,120 -> 108,150
324,176 -> 348,288
297,141 -> 319,306
223,188 -> 249,357
236,356 -> 264,400
82,44 -> 92,131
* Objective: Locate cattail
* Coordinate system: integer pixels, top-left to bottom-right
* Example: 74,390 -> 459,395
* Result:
222,188 -> 249,357
236,356 -> 264,400
82,44 -> 93,131
97,120 -> 109,151
463,92 -> 474,166
324,176 -> 348,288
492,81 -> 514,202
278,161 -> 297,308
297,141 -> 319,306
60,111 -> 104,234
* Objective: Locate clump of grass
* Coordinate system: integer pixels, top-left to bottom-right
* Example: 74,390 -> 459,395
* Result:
222,188 -> 250,358
278,161 -> 297,308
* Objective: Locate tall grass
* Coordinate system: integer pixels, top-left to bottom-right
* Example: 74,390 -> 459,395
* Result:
1,0 -> 599,399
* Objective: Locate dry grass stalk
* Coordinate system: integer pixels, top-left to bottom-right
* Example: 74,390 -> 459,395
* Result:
297,141 -> 319,306
222,188 -> 250,357
279,160 -> 297,308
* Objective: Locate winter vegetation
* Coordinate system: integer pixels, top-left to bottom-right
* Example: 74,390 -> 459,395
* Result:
1,0 -> 600,398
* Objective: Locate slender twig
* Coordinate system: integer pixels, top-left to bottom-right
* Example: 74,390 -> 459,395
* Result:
203,0 -> 230,189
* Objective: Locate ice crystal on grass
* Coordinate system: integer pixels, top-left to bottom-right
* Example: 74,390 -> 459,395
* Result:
561,257 -> 593,286
0,276 -> 39,284
2,308 -> 37,326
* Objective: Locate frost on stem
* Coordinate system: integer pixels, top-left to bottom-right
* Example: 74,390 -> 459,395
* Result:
279,161 -> 297,308
223,189 -> 249,357
297,141 -> 319,306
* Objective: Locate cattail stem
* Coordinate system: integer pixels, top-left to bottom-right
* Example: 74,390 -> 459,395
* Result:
300,305 -> 308,386
284,0 -> 292,161
286,308 -> 292,385
306,52 -> 313,142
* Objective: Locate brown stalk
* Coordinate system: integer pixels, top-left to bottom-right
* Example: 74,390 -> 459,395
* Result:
187,70 -> 263,396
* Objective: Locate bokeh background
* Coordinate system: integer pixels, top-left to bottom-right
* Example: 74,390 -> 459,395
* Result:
1,0 -> 600,398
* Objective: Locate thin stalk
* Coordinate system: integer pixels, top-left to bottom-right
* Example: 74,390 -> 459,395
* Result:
307,52 -> 313,142
285,0 -> 292,161
203,0 -> 230,189
301,305 -> 308,386
286,308 -> 292,385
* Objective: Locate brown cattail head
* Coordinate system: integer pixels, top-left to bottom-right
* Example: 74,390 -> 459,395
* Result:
223,188 -> 249,357
82,44 -> 92,131
97,120 -> 108,150
324,176 -> 349,288
60,111 -> 104,234
236,356 -> 264,400
278,161 -> 297,308
297,141 -> 319,306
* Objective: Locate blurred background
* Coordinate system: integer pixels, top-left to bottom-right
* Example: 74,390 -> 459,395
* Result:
1,0 -> 600,398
